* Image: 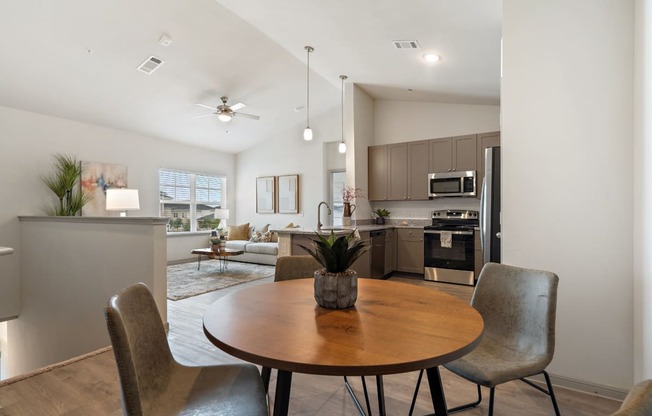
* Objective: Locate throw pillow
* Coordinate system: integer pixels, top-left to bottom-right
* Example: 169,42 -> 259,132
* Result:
250,230 -> 272,243
227,223 -> 250,240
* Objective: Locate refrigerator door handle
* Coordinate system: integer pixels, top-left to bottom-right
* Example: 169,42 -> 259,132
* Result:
480,177 -> 487,252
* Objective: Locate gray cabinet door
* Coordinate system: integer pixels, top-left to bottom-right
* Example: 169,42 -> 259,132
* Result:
368,145 -> 388,201
408,140 -> 430,200
429,138 -> 452,173
452,134 -> 478,172
388,143 -> 408,200
396,228 -> 424,274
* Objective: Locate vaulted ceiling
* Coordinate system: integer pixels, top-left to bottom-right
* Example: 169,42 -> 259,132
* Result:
0,0 -> 501,153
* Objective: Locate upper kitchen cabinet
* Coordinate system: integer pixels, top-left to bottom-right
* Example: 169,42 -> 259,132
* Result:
429,134 -> 477,173
407,141 -> 430,200
368,145 -> 389,200
369,142 -> 430,201
476,131 -> 501,197
388,143 -> 408,200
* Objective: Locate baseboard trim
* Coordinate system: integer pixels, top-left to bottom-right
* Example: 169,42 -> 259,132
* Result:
527,372 -> 627,401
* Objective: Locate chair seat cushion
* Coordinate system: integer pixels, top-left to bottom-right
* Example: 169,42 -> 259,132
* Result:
444,337 -> 553,387
146,363 -> 268,416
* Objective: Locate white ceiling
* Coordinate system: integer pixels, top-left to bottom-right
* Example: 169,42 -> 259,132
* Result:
0,0 -> 501,154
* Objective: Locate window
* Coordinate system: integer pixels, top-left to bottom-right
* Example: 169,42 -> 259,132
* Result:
329,170 -> 346,227
159,169 -> 226,233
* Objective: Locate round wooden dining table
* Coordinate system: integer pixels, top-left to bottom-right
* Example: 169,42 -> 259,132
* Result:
203,278 -> 484,416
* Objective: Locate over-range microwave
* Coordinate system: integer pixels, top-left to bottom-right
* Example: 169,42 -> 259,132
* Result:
428,171 -> 477,198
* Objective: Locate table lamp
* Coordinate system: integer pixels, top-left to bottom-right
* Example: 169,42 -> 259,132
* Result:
106,188 -> 140,217
214,208 -> 230,233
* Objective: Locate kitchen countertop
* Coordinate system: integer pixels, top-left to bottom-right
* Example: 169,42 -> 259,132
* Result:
274,224 -> 424,235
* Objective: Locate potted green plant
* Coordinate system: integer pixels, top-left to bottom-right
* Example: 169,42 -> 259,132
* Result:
373,208 -> 390,225
299,230 -> 370,309
40,153 -> 91,216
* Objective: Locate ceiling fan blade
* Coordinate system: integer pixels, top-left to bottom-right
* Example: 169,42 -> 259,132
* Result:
230,102 -> 247,111
192,113 -> 216,118
195,103 -> 216,110
235,112 -> 260,120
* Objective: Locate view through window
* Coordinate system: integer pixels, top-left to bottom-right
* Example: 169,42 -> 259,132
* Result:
159,169 -> 226,233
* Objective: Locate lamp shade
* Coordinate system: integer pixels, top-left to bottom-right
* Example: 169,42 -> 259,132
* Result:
106,189 -> 140,216
214,208 -> 230,220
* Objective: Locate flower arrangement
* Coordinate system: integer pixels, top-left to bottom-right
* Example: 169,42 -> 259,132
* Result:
342,186 -> 366,203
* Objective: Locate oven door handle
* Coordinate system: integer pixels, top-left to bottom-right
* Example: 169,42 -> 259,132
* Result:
424,230 -> 474,236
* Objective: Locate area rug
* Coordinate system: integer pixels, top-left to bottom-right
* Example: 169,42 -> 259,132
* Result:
167,261 -> 275,301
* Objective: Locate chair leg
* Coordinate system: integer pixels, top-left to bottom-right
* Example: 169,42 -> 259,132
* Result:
488,387 -> 495,416
519,371 -> 562,416
448,384 -> 483,414
408,369 -> 424,416
410,370 -> 483,416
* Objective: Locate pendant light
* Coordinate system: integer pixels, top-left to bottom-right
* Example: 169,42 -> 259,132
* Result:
338,75 -> 347,154
303,46 -> 314,141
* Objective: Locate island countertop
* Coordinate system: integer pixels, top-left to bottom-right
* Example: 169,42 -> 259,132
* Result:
273,223 -> 425,236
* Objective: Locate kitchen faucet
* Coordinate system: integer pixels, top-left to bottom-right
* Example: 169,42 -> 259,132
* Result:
317,201 -> 332,229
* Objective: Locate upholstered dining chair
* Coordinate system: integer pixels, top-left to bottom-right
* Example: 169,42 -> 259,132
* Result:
611,380 -> 652,416
273,255 -> 321,281
105,283 -> 268,416
409,262 -> 561,416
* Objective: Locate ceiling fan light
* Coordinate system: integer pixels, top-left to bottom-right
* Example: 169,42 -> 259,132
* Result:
218,113 -> 232,122
303,127 -> 313,141
339,141 -> 346,153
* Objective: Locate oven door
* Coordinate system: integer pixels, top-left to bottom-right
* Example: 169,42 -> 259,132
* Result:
424,228 -> 475,285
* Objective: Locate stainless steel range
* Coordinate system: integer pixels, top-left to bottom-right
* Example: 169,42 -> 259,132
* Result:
424,209 -> 478,286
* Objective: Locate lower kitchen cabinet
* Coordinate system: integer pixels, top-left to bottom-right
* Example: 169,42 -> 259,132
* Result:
396,228 -> 424,274
384,228 -> 395,275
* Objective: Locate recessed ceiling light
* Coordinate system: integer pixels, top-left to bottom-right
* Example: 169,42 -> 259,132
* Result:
423,53 -> 440,63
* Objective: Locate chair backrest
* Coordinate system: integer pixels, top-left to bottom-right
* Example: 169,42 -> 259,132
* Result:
613,380 -> 652,416
274,255 -> 321,282
105,283 -> 175,416
472,262 -> 559,365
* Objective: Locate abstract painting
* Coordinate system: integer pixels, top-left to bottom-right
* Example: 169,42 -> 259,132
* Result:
81,161 -> 128,216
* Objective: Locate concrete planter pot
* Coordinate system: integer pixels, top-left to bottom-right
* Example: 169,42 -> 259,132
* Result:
313,270 -> 358,309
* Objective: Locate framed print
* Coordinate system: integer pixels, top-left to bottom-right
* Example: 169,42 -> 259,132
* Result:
277,174 -> 299,214
256,176 -> 276,213
81,161 -> 128,216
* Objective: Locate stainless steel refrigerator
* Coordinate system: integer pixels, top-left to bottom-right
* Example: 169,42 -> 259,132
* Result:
481,146 -> 501,264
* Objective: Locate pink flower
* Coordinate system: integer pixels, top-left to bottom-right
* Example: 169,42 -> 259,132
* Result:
342,186 -> 366,202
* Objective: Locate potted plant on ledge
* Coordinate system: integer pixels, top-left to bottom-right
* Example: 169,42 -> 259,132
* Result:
373,208 -> 390,225
299,230 -> 370,309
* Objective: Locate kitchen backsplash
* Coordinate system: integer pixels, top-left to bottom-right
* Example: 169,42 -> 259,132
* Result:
370,198 -> 481,222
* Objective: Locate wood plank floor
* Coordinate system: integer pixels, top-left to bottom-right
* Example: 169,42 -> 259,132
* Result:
0,273 -> 622,415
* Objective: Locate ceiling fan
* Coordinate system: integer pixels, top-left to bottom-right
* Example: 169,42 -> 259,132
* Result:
194,96 -> 260,122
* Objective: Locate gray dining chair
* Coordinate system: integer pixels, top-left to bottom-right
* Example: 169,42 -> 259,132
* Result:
274,255 -> 321,281
612,380 -> 652,416
105,282 -> 268,416
409,262 -> 561,416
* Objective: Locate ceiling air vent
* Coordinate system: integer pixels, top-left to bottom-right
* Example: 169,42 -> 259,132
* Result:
137,55 -> 164,74
392,40 -> 420,49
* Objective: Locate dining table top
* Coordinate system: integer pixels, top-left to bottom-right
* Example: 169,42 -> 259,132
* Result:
203,278 -> 484,377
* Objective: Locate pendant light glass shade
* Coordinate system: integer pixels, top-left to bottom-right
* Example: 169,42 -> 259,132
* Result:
338,75 -> 347,153
304,46 -> 314,141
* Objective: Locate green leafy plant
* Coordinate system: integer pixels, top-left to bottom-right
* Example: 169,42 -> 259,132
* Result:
41,153 -> 91,216
373,208 -> 390,218
299,230 -> 370,274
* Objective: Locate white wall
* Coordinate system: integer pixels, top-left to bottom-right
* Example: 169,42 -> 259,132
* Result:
633,0 -> 652,382
350,84 -> 375,222
0,105 -> 235,317
235,107 -> 340,231
503,0 -> 634,393
373,101 -> 500,145
0,105 -> 237,376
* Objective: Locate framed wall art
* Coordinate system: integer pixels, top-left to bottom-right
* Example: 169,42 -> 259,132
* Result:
277,174 -> 299,214
81,161 -> 128,216
256,176 -> 276,214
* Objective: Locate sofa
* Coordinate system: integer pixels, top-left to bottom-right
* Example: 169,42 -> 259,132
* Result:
223,223 -> 279,266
